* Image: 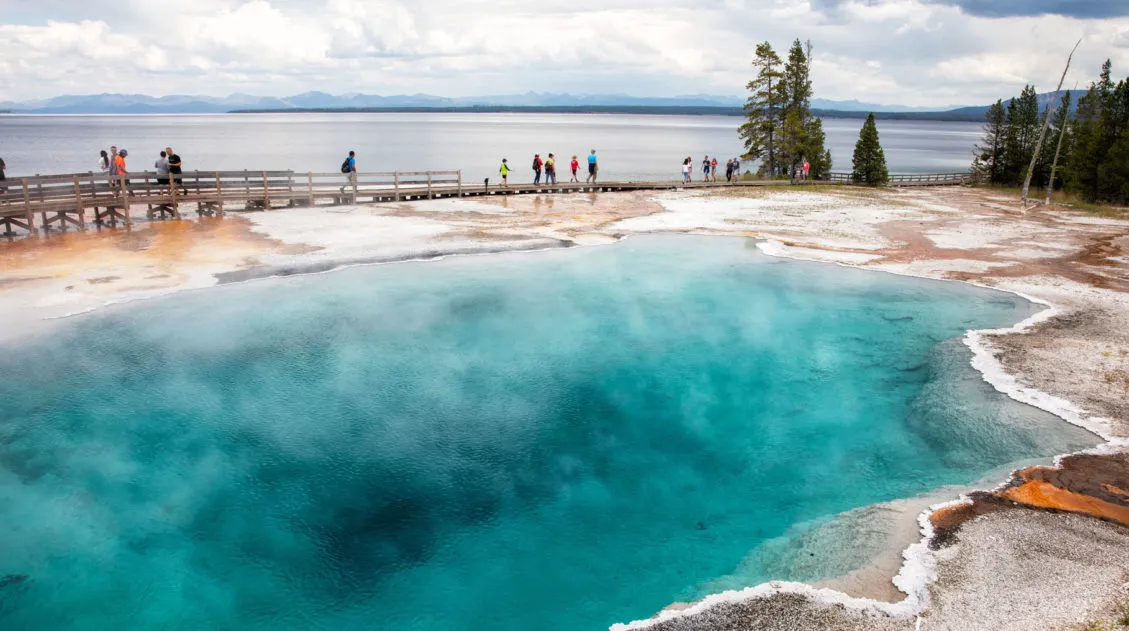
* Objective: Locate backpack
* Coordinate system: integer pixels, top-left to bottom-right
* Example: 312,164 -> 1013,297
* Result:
533,157 -> 541,170
341,158 -> 351,174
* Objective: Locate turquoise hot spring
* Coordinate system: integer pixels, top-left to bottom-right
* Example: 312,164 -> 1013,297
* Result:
0,235 -> 1097,630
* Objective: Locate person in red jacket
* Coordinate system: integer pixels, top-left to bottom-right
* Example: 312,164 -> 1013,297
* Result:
569,155 -> 579,183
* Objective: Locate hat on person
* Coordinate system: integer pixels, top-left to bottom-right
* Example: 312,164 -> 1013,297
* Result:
119,149 -> 128,156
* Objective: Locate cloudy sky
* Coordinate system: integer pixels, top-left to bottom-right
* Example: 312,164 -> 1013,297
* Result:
1,0 -> 1128,107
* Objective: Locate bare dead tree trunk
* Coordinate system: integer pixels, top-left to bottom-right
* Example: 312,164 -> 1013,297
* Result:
1044,82 -> 1076,206
1021,39 -> 1080,207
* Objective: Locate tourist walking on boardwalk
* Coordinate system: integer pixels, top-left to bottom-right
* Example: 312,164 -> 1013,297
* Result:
99,150 -> 111,174
570,156 -> 579,183
586,150 -> 598,183
532,154 -> 543,185
802,160 -> 811,181
682,158 -> 691,183
166,147 -> 184,194
545,153 -> 557,185
499,158 -> 511,186
702,155 -> 711,182
339,150 -> 357,196
725,159 -> 733,182
732,158 -> 741,183
0,157 -> 6,194
711,157 -> 718,182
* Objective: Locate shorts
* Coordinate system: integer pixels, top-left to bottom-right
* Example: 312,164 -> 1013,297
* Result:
588,163 -> 596,174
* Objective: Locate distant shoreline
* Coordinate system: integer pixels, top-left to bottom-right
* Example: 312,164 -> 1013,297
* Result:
223,105 -> 984,122
0,105 -> 984,122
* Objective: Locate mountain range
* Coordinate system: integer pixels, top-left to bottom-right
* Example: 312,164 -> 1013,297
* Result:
0,91 -> 965,115
0,91 -> 1074,119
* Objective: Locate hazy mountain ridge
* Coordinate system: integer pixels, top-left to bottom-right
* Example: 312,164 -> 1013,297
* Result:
0,91 -> 1066,118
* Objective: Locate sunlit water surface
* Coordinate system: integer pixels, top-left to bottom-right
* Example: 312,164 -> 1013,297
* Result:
0,113 -> 980,179
0,236 -> 1095,630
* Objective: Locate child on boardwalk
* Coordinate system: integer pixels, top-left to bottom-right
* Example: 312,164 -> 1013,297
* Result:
499,159 -> 510,186
682,158 -> 691,183
570,156 -> 579,183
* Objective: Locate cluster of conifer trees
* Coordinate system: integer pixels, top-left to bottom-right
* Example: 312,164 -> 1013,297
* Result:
739,40 -> 832,180
973,59 -> 1129,205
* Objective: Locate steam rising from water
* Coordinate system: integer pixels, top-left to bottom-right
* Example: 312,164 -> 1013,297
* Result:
0,236 -> 1096,630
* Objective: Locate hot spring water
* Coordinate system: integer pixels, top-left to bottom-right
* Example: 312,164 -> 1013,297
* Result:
0,235 -> 1096,630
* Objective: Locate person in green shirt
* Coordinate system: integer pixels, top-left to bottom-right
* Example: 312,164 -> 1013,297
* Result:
499,158 -> 510,187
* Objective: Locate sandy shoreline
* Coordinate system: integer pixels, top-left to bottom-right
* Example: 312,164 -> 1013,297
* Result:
2,186 -> 1127,630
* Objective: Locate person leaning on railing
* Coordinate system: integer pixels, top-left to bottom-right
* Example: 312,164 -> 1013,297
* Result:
0,157 -> 6,194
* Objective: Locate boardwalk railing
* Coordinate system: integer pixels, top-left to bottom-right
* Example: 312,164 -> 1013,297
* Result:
826,172 -> 974,186
0,168 -> 977,236
0,170 -> 464,235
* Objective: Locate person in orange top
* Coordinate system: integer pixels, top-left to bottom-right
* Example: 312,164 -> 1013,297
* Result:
114,149 -> 134,196
710,157 -> 718,182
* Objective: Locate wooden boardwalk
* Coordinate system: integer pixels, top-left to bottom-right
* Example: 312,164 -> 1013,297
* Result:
0,169 -> 972,236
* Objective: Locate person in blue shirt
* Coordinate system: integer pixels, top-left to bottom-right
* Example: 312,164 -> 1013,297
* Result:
340,150 -> 357,197
586,150 -> 598,183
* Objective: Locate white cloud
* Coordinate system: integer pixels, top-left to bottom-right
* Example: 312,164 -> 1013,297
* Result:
0,0 -> 1127,105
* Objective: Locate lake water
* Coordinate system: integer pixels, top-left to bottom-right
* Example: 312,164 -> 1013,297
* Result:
0,113 -> 980,181
0,235 -> 1094,631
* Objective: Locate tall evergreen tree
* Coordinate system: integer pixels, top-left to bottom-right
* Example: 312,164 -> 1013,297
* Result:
804,117 -> 832,178
1096,75 -> 1129,203
1001,85 -> 1040,184
779,39 -> 814,177
739,38 -> 829,180
1068,81 -> 1104,200
972,100 -> 1007,183
852,113 -> 888,186
739,42 -> 785,177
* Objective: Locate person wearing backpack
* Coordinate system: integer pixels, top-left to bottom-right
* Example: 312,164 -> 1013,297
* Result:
545,153 -> 557,185
339,151 -> 357,197
532,154 -> 542,185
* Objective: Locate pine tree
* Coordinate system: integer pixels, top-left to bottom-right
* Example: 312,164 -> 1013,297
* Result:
739,42 -> 785,177
1001,85 -> 1040,184
779,39 -> 814,177
852,113 -> 888,186
1096,76 -> 1129,203
1068,82 -> 1103,200
740,38 -> 828,180
972,100 -> 1007,184
804,117 -> 832,178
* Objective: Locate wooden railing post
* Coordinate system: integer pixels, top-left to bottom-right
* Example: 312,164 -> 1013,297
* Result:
169,173 -> 180,219
216,173 -> 225,216
394,173 -> 400,201
307,172 -> 314,207
352,171 -> 359,203
427,173 -> 433,199
120,174 -> 131,226
262,172 -> 270,210
73,175 -> 85,230
457,170 -> 463,197
22,179 -> 34,234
